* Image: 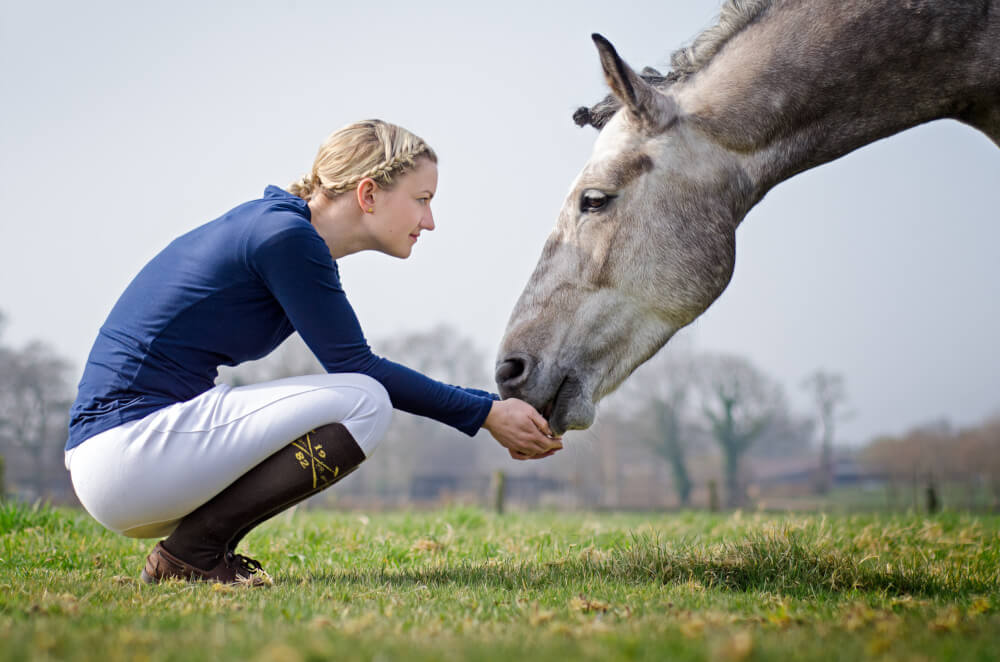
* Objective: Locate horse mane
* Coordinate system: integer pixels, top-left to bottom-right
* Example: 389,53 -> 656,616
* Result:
574,0 -> 774,129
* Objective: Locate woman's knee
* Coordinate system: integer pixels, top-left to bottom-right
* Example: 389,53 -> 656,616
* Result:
330,373 -> 392,456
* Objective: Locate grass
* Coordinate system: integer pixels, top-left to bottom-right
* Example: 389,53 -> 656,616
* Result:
1,501 -> 998,661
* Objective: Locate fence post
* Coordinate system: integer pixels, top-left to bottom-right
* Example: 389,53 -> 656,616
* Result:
925,477 -> 940,514
492,470 -> 506,515
708,479 -> 720,512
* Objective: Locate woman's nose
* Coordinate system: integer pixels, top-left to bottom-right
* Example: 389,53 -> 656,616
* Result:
423,211 -> 435,231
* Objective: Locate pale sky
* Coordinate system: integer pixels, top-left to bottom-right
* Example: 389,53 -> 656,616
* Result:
2,1 -> 998,445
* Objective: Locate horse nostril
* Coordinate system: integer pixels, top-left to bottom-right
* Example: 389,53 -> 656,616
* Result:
496,358 -> 525,384
495,354 -> 534,393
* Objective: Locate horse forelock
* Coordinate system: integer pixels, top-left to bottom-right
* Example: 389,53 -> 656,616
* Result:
574,0 -> 775,129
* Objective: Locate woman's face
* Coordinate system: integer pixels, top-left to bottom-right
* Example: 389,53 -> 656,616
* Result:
370,158 -> 438,259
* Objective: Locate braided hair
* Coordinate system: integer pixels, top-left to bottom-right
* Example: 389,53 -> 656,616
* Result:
289,119 -> 437,200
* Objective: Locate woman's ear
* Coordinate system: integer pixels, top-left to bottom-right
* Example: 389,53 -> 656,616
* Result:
356,178 -> 377,212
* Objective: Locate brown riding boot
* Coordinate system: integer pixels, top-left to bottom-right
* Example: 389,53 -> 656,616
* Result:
140,423 -> 366,585
141,541 -> 271,586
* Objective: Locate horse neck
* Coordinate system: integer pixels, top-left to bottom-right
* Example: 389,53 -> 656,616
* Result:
674,0 -> 1000,204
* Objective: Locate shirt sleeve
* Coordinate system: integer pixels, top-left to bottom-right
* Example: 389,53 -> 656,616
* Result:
460,387 -> 500,401
250,223 -> 495,436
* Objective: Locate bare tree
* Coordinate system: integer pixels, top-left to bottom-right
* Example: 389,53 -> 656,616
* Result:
614,341 -> 697,506
694,353 -> 782,508
0,311 -> 7,499
955,416 -> 1000,510
863,416 -> 1000,512
372,323 -> 493,392
748,409 -> 815,459
369,324 -> 495,499
801,370 -> 849,494
217,324 -> 495,503
216,333 -> 322,386
0,331 -> 74,499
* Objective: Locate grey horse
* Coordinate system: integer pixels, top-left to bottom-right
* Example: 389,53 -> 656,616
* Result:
497,0 -> 999,435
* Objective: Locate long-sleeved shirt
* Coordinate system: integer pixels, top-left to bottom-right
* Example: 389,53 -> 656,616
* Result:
66,185 -> 496,451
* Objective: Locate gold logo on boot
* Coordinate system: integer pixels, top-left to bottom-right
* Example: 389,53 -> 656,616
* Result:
292,432 -> 340,488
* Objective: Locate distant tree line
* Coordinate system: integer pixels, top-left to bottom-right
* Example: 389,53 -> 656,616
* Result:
4,308 -> 998,512
862,418 -> 1000,511
220,326 -> 832,510
0,311 -> 74,500
604,340 -> 824,509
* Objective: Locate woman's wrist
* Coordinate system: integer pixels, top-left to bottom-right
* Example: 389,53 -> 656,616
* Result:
482,400 -> 499,432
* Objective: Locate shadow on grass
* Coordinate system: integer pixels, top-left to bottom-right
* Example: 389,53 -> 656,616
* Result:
308,531 -> 988,598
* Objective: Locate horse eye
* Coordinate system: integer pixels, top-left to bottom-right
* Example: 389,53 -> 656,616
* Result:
580,189 -> 610,213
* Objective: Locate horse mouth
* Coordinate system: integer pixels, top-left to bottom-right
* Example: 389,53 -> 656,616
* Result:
543,376 -> 584,436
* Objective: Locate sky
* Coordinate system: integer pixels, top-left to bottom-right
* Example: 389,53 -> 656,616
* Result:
1,1 -> 998,446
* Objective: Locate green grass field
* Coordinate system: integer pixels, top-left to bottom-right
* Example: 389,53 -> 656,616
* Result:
1,502 -> 998,661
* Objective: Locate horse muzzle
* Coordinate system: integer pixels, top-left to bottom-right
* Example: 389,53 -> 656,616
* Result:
495,353 -> 595,435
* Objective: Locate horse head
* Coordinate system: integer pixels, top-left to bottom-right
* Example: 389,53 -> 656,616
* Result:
497,0 -> 1000,435
496,35 -> 750,434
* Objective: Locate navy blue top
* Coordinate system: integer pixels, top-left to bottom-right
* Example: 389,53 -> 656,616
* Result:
66,186 -> 497,450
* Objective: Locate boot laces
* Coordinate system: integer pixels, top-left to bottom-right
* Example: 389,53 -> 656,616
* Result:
226,551 -> 261,572
225,551 -> 271,584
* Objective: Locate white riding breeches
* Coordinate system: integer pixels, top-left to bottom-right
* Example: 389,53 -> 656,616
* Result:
64,373 -> 392,538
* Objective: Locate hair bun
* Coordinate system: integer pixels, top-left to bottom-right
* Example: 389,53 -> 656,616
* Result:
287,174 -> 315,199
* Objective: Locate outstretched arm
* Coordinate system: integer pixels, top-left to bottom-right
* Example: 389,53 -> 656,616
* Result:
254,222 -> 541,441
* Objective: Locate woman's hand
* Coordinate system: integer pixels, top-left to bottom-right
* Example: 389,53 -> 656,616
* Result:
482,398 -> 563,461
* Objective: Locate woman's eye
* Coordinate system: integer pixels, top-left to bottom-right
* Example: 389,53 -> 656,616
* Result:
580,190 -> 610,212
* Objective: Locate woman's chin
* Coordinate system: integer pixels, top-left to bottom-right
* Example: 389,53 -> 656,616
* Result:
377,245 -> 412,259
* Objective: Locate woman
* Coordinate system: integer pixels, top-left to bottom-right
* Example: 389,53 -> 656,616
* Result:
64,120 -> 562,586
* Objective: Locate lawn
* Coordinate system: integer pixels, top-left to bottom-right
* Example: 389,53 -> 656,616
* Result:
1,502 -> 998,661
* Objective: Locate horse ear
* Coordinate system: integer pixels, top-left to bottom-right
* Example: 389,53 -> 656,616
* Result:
592,34 -> 675,132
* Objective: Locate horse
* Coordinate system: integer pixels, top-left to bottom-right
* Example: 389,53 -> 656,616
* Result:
495,0 -> 1000,435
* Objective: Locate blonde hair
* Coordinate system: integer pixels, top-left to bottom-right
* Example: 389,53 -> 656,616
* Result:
288,119 -> 437,200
